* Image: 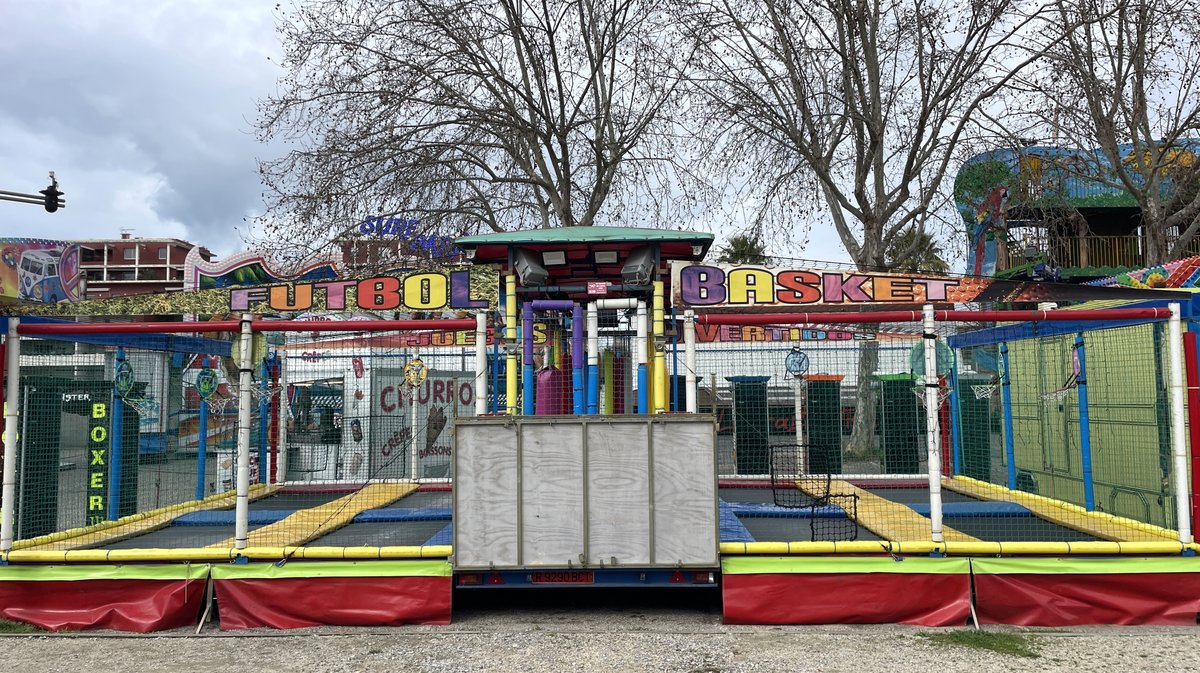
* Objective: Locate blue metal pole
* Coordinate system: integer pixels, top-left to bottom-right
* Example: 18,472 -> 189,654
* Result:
523,302 -> 535,416
637,364 -> 648,415
572,305 -> 584,414
948,363 -> 962,477
1075,333 -> 1095,510
258,358 -> 269,484
108,348 -> 125,521
1000,343 -> 1017,490
197,357 -> 209,501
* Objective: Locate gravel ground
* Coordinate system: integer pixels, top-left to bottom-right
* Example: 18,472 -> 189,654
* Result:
3,590 -> 1199,673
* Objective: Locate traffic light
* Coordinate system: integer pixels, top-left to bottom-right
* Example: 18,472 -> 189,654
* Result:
39,173 -> 64,213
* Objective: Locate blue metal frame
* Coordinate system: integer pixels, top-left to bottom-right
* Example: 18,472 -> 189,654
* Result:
455,568 -> 718,588
108,348 -> 125,522
197,357 -> 209,501
948,362 -> 962,476
1000,343 -> 1017,489
1074,333 -> 1095,510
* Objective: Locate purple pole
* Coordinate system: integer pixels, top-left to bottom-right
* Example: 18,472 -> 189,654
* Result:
523,302 -> 535,415
572,304 -> 584,414
531,300 -> 575,311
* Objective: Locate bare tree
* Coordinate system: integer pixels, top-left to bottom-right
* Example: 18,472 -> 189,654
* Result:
679,0 -> 1048,456
678,0 -> 1047,271
254,0 -> 704,266
1010,0 -> 1200,266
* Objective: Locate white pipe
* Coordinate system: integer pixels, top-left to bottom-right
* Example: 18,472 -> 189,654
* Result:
636,301 -> 647,368
474,312 -> 487,416
234,314 -> 254,550
586,304 -> 599,368
1,319 -> 20,551
923,304 -> 945,544
594,298 -> 639,310
683,309 -> 697,413
1167,303 -> 1192,543
410,352 -> 421,480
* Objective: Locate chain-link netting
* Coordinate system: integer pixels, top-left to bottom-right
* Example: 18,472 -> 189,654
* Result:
3,309 -> 1191,555
948,319 -> 1185,543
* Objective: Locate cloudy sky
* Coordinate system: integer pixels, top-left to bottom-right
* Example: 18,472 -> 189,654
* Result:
0,1 -> 855,263
0,1 -> 280,258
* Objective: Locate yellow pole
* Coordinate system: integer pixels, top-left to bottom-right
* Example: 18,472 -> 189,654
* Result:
652,280 -> 667,413
505,274 -> 518,415
602,350 -> 615,415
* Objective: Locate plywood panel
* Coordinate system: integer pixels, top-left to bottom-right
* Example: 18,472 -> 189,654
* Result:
520,423 -> 585,566
454,422 -> 519,568
587,421 -> 651,566
652,420 -> 719,566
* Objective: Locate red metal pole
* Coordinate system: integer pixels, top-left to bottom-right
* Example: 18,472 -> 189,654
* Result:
18,318 -> 479,335
696,307 -> 1170,326
1184,332 -> 1200,536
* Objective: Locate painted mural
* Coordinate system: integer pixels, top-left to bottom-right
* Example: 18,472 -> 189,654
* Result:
1089,256 -> 1200,290
0,238 -> 84,304
953,142 -> 1200,276
185,247 -> 340,291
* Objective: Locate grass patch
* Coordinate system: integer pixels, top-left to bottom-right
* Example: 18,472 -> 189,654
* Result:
924,630 -> 1040,658
0,620 -> 40,634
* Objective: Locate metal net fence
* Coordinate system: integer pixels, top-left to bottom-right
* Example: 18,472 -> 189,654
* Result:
2,305 -> 1192,557
707,309 -> 1191,548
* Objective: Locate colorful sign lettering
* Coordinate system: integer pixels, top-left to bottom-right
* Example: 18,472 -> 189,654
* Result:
671,261 -> 1190,308
87,401 -> 108,525
4,265 -> 499,316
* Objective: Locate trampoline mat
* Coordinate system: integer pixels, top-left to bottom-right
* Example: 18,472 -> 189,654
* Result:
100,524 -> 263,549
866,487 -> 978,504
738,516 -> 880,543
382,490 -> 452,509
313,520 -> 449,547
247,491 -> 347,510
718,487 -> 807,505
943,515 -> 1098,542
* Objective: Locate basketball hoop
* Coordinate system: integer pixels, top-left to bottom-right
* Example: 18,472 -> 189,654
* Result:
972,384 -> 999,400
913,384 -> 952,407
1041,386 -> 1074,404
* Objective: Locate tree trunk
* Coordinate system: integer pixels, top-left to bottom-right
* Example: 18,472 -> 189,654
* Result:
844,339 -> 880,466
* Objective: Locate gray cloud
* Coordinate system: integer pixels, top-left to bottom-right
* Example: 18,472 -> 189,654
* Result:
0,0 -> 281,256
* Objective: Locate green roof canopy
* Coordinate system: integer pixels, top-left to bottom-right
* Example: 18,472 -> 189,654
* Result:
456,226 -> 713,249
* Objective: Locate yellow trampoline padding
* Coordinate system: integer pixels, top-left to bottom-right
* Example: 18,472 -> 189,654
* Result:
208,483 -> 418,549
943,476 -> 1177,542
795,479 -> 979,543
19,484 -> 279,552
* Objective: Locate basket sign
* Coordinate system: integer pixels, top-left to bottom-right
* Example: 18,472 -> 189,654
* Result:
196,368 -> 218,400
114,361 -> 135,399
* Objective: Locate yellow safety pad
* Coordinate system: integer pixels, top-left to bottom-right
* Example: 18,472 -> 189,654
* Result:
943,476 -> 1176,542
795,479 -> 979,543
20,484 -> 279,552
207,483 -> 418,548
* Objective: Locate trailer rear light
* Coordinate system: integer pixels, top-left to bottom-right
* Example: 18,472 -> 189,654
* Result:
458,574 -> 483,586
692,572 -> 715,584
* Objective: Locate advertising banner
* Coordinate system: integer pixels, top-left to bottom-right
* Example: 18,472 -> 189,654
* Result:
671,261 -> 1188,310
5,265 -> 498,316
0,238 -> 84,304
368,369 -> 476,479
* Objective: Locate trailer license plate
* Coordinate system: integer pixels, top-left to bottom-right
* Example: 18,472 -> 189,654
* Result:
530,571 -> 595,584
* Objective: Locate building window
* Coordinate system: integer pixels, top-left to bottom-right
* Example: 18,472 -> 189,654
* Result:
158,246 -> 168,261
123,247 -> 136,261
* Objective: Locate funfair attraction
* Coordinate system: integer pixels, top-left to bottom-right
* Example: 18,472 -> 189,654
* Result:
0,226 -> 1198,631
